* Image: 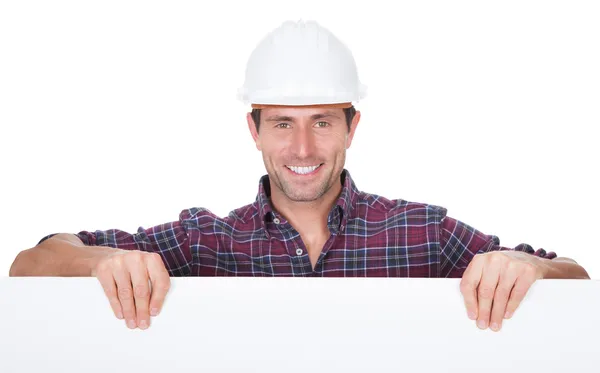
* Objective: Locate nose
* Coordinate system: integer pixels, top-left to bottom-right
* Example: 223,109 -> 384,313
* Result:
289,126 -> 317,158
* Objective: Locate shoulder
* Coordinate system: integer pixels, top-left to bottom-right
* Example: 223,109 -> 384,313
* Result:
178,202 -> 261,227
354,190 -> 448,220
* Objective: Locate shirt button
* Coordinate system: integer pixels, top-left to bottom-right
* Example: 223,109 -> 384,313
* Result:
273,217 -> 280,224
296,248 -> 303,255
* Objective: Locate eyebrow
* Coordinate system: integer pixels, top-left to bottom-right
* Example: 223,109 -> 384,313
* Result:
264,111 -> 341,122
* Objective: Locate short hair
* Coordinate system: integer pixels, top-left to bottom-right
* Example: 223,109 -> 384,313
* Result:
251,106 -> 356,133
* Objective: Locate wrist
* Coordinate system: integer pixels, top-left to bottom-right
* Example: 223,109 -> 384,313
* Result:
71,255 -> 101,277
540,257 -> 590,279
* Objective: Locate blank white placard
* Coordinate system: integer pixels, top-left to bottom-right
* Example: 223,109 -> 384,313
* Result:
0,277 -> 598,372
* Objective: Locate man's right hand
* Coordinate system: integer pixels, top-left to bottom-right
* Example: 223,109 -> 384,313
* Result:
91,250 -> 171,330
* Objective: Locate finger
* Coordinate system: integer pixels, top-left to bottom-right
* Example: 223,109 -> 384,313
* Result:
504,266 -> 537,320
477,256 -> 502,329
489,264 -> 519,332
147,253 -> 171,317
460,255 -> 485,320
112,260 -> 137,329
127,255 -> 151,330
95,262 -> 124,320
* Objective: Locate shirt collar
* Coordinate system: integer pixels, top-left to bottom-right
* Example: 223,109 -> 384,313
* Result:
256,169 -> 358,236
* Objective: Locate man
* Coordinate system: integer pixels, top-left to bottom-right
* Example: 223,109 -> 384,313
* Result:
9,20 -> 590,333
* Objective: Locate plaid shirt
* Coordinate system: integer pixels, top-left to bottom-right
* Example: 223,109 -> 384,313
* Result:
39,169 -> 556,277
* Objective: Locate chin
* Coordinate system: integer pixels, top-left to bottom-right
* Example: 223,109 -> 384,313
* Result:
284,192 -> 324,203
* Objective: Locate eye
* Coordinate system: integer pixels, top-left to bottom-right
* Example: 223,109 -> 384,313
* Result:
315,121 -> 330,128
276,123 -> 291,129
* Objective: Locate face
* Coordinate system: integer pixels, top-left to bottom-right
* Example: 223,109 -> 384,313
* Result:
247,106 -> 360,203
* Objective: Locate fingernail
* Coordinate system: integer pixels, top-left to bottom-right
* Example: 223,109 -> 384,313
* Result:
139,320 -> 148,329
150,308 -> 159,316
468,311 -> 477,320
477,320 -> 487,329
127,319 -> 136,329
116,312 -> 123,319
490,322 -> 499,331
505,311 -> 512,319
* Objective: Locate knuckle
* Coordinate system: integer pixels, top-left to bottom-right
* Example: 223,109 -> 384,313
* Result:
102,285 -> 117,298
111,255 -> 125,268
134,284 -> 150,298
488,253 -> 505,266
118,286 -> 133,301
148,252 -> 163,262
155,281 -> 171,293
95,260 -> 111,273
522,263 -> 537,276
507,259 -> 519,269
506,261 -> 521,275
478,286 -> 495,299
125,251 -> 144,262
470,255 -> 483,265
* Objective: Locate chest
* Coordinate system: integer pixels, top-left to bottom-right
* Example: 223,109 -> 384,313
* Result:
191,226 -> 440,277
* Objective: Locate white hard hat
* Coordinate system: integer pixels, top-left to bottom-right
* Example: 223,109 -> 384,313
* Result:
237,20 -> 367,107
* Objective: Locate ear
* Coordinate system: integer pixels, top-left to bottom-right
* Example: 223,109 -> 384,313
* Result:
345,110 -> 361,149
247,112 -> 261,151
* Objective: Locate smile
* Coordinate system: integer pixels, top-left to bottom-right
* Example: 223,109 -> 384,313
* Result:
285,164 -> 323,175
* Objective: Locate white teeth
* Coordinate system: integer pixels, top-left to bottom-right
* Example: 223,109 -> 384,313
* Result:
287,165 -> 320,174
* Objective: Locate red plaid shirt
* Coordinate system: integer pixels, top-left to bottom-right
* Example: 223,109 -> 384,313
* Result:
39,169 -> 557,277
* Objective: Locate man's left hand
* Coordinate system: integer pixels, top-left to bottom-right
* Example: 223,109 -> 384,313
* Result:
460,250 -> 548,332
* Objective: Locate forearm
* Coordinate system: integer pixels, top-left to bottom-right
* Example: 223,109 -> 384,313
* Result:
9,233 -> 119,277
540,257 -> 591,280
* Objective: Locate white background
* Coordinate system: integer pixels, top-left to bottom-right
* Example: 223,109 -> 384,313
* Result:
1,1 -> 598,278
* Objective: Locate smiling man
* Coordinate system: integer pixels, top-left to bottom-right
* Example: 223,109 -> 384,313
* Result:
10,20 -> 590,333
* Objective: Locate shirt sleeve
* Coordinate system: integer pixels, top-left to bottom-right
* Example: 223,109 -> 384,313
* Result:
439,215 -> 557,278
36,212 -> 193,276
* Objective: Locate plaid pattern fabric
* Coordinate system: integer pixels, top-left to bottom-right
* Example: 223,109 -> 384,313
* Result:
38,169 -> 557,277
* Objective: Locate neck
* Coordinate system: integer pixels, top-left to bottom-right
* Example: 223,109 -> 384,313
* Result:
270,180 -> 342,236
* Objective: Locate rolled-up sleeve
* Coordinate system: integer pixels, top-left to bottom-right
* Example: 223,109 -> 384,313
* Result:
36,213 -> 193,276
439,215 -> 557,278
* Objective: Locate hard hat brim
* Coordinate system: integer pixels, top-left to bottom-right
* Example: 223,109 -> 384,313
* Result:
250,102 -> 353,109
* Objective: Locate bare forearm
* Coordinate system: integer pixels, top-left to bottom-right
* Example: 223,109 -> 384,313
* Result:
541,257 -> 590,279
9,234 -> 119,277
